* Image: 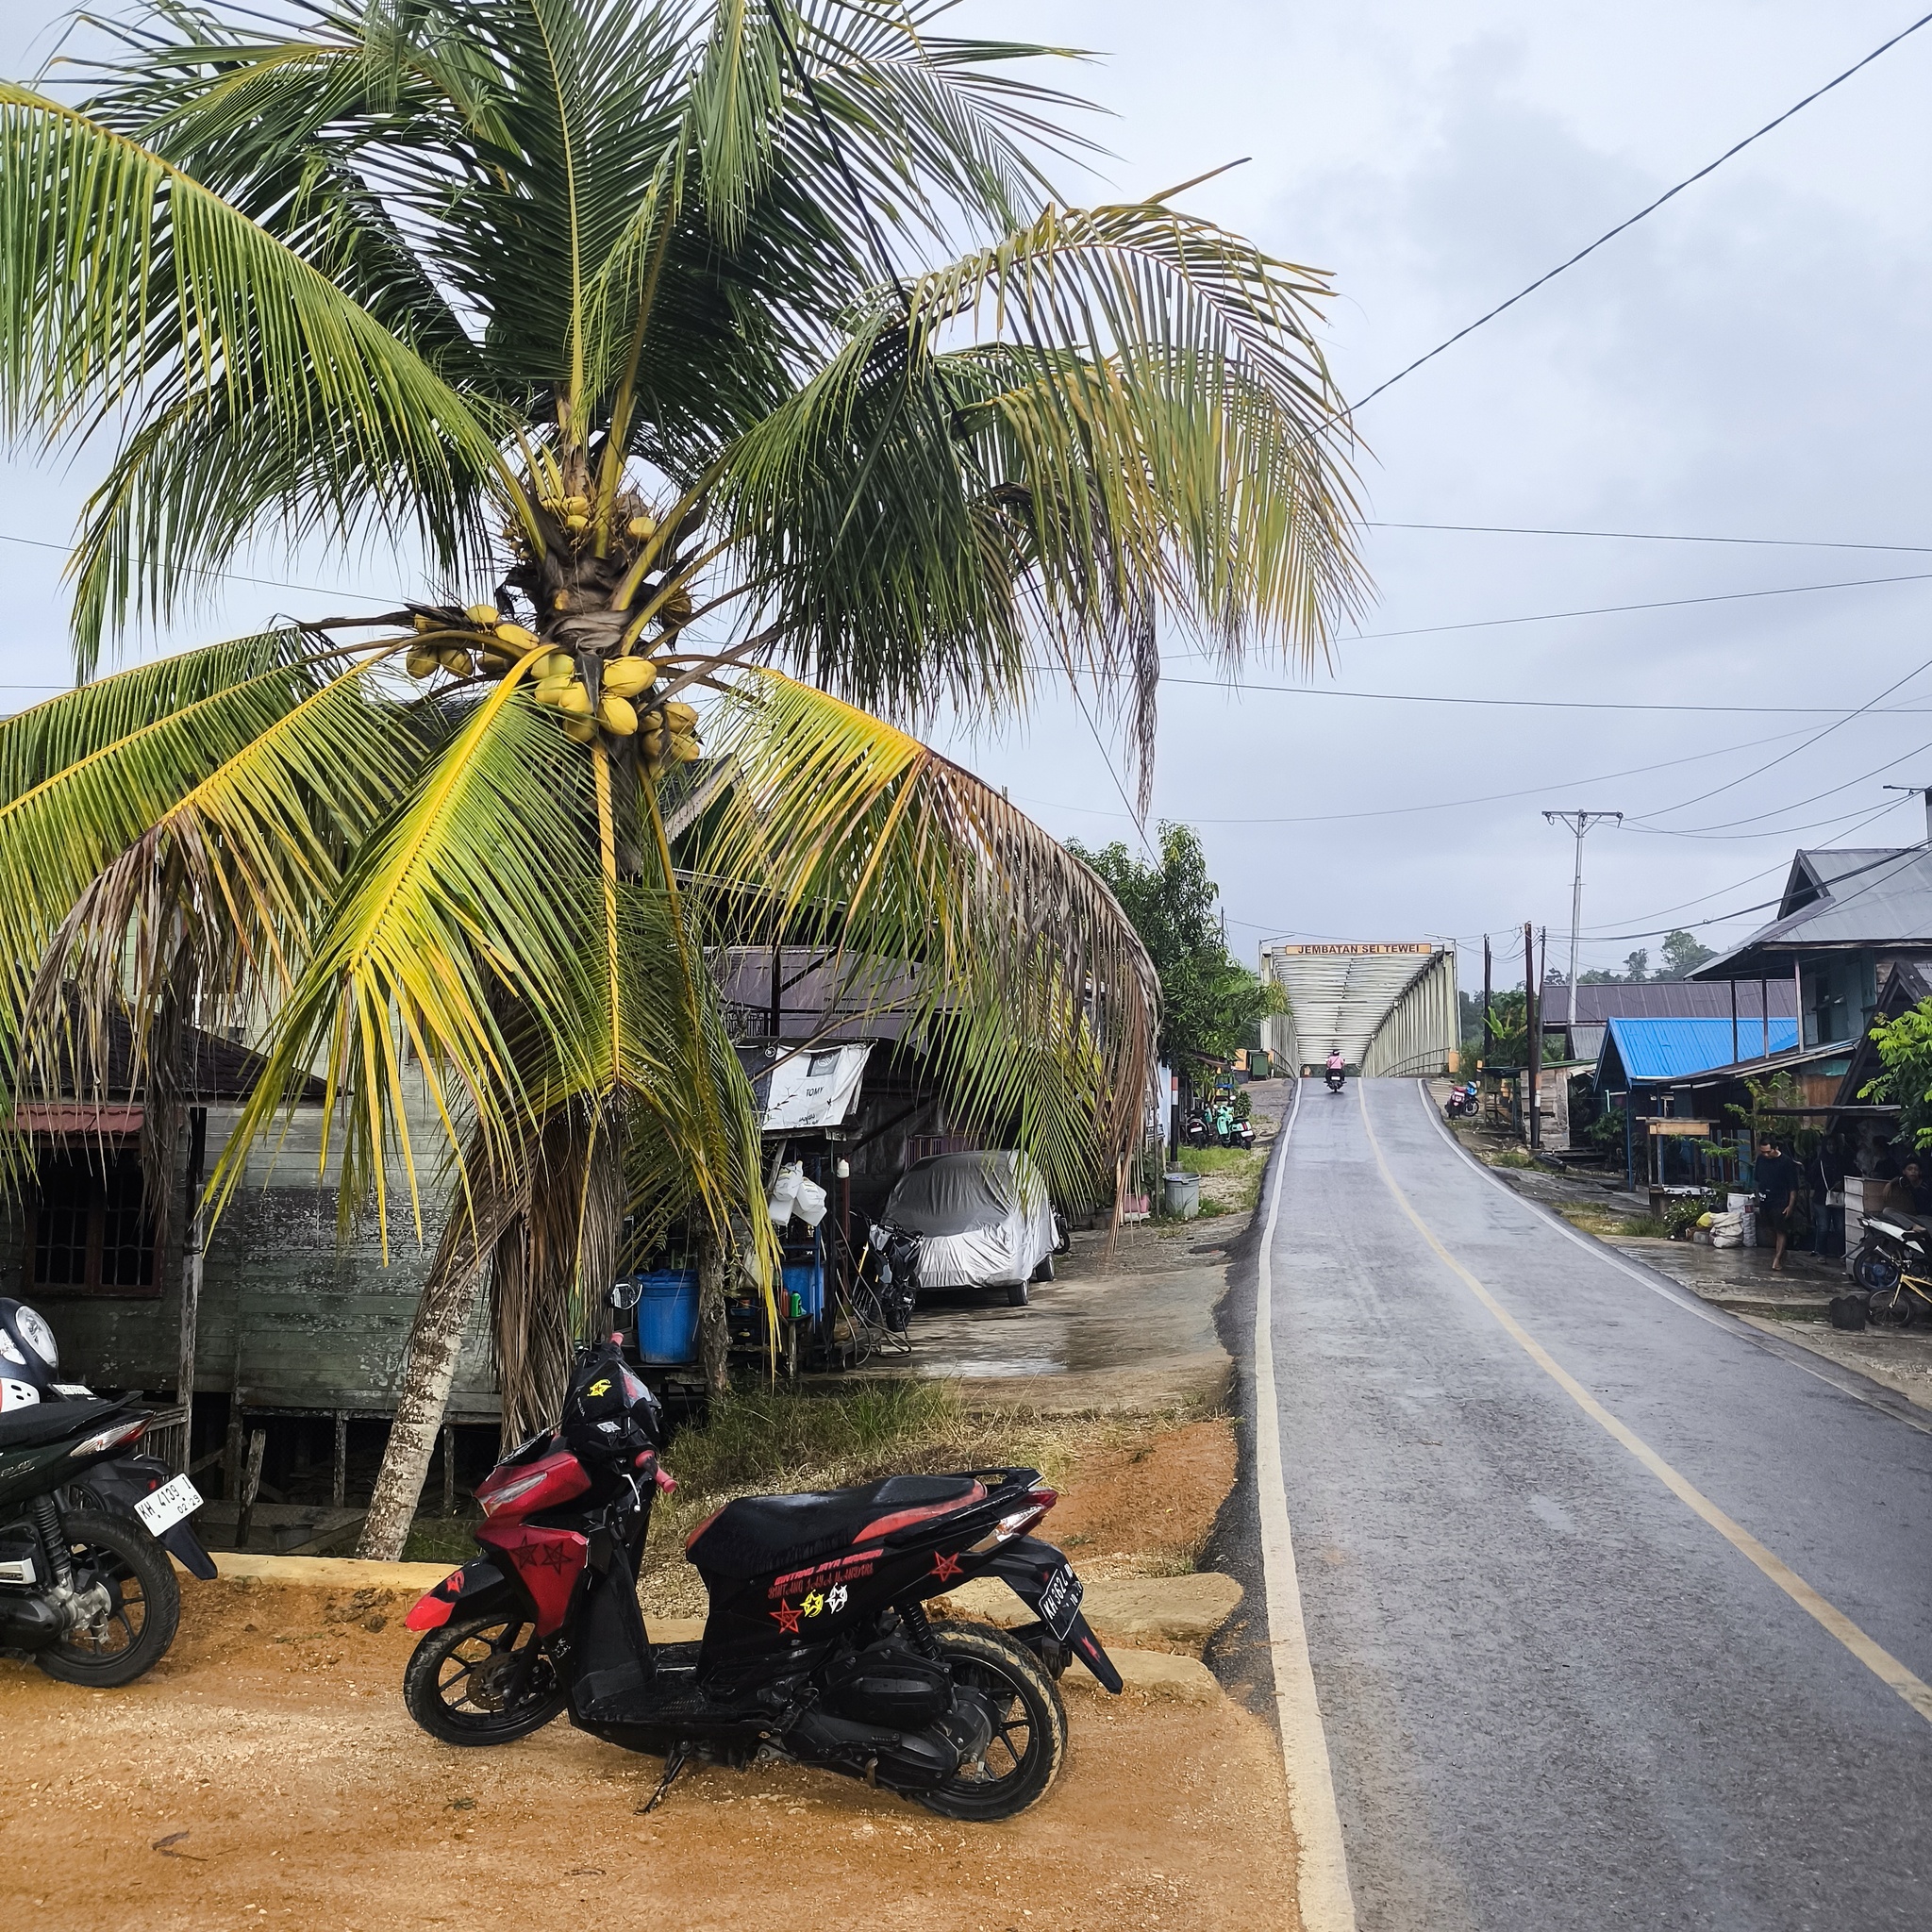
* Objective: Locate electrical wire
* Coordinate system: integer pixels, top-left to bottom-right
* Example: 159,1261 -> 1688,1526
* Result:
1010,721 -> 1820,827
1366,519 -> 1932,556
0,527 -> 396,607
1631,649 -> 1932,822
1345,8 -> 1932,415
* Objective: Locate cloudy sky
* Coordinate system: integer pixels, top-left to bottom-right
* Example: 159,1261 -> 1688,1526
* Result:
5,2 -> 1931,989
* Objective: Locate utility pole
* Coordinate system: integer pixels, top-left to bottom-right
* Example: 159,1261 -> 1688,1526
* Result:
1482,935 -> 1493,1063
1542,809 -> 1624,1027
1524,922 -> 1541,1151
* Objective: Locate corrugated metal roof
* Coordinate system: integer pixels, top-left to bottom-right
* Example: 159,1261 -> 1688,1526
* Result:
1541,980 -> 1794,1024
1695,844 -> 1932,975
1262,943 -> 1440,1066
1604,1015 -> 1798,1082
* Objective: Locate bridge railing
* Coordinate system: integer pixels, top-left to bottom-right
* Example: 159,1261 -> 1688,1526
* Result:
1361,946 -> 1459,1078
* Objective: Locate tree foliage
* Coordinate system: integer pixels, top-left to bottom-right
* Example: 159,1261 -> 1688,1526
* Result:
1066,823 -> 1274,1066
1863,999 -> 1932,1149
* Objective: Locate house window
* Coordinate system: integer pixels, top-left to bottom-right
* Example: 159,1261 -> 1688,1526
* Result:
26,1143 -> 159,1296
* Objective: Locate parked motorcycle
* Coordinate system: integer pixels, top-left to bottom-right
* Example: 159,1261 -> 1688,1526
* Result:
1182,1111 -> 1209,1149
403,1283 -> 1123,1819
0,1394 -> 184,1685
0,1299 -> 215,1582
1847,1215 -> 1932,1326
1227,1118 -> 1256,1151
1444,1083 -> 1479,1121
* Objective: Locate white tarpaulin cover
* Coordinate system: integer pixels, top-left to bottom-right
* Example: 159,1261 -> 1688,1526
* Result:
882,1151 -> 1056,1290
758,1042 -> 873,1133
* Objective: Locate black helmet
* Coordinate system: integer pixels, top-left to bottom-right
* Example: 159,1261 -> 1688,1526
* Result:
0,1298 -> 59,1410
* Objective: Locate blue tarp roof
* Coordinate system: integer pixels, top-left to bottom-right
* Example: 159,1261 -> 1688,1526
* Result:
1600,1015 -> 1798,1085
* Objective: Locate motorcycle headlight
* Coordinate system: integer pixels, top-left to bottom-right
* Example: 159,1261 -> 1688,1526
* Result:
14,1307 -> 56,1369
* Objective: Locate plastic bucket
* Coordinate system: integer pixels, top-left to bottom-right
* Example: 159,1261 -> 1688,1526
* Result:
1162,1171 -> 1200,1220
781,1259 -> 824,1319
635,1271 -> 700,1363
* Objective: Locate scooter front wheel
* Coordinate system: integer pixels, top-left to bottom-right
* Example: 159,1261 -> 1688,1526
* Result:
404,1613 -> 566,1746
916,1623 -> 1068,1822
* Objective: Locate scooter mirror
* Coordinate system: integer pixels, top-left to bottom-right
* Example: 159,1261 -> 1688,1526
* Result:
608,1278 -> 642,1313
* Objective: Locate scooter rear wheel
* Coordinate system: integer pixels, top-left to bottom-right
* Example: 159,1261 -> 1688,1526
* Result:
915,1623 -> 1068,1822
33,1508 -> 179,1688
404,1613 -> 566,1745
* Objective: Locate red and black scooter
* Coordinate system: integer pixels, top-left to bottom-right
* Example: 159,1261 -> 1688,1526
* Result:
403,1283 -> 1122,1820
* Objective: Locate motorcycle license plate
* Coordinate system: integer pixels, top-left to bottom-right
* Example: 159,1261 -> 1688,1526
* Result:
134,1474 -> 202,1536
1038,1561 -> 1084,1641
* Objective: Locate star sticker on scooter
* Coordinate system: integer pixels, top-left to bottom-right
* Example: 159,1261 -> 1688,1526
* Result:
771,1600 -> 803,1635
930,1551 -> 963,1584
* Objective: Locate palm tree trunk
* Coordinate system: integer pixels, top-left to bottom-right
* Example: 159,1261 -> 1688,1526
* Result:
358,1257 -> 490,1559
697,1228 -> 729,1397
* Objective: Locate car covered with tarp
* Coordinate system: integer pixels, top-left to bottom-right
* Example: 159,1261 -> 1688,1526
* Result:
876,1151 -> 1063,1307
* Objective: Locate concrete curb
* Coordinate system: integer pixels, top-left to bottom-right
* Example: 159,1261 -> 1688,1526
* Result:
176,1556 -> 1225,1699
932,1571 -> 1243,1652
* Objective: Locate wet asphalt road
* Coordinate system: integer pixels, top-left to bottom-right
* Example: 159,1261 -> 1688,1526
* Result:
1267,1077 -> 1932,1931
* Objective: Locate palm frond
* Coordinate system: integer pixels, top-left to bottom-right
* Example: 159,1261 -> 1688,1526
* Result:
692,671 -> 1158,1202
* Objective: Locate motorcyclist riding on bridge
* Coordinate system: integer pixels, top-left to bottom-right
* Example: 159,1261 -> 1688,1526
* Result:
1324,1049 -> 1345,1093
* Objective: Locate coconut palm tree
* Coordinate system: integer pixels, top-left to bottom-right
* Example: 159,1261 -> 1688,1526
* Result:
0,0 -> 1362,1555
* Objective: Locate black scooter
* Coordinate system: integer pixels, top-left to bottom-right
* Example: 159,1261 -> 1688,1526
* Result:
402,1283 -> 1123,1820
1324,1068 -> 1345,1093
0,1396 -> 183,1684
0,1298 -> 216,1583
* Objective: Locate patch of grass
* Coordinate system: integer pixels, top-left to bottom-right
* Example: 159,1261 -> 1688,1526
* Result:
1557,1204 -> 1667,1239
400,1515 -> 487,1565
1175,1142 -> 1266,1215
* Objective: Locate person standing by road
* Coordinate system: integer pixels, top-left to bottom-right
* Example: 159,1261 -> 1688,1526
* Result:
1756,1136 -> 1804,1273
1807,1138 -> 1846,1257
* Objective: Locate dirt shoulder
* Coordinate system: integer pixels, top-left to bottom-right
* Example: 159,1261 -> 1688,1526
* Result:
4,1417 -> 1290,1932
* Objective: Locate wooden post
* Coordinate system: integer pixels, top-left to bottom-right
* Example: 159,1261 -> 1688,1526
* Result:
696,1229 -> 730,1399
172,1107 -> 208,1474
441,1424 -> 457,1517
234,1428 -> 267,1549
332,1412 -> 348,1509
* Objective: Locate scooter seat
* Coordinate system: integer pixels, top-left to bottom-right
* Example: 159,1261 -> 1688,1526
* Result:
687,1473 -> 986,1578
0,1394 -> 123,1450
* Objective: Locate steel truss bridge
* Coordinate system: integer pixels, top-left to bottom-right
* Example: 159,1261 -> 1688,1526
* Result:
1258,941 -> 1459,1078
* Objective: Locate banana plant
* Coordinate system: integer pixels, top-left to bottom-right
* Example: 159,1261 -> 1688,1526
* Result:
0,1 -> 1363,1556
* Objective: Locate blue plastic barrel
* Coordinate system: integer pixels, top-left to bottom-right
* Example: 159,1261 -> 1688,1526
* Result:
635,1271 -> 700,1363
780,1259 -> 824,1318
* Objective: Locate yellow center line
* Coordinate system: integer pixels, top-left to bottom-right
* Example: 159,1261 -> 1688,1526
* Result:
1357,1081 -> 1932,1730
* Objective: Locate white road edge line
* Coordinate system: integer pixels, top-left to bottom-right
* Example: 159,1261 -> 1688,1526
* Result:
1254,1078 -> 1357,1932
1360,1081 -> 1932,1730
1413,1080 -> 1932,1436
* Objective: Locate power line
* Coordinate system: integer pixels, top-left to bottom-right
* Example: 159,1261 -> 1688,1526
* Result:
0,528 -> 397,607
1346,8 -> 1932,414
1632,649 -> 1932,822
1331,568 -> 1932,648
1628,738 -> 1932,837
1155,672 -> 1932,720
1012,721 -> 1817,827
1366,520 -> 1932,556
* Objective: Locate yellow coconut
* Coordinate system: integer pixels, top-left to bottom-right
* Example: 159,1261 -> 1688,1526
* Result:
596,694 -> 640,736
655,586 -> 694,630
406,647 -> 441,679
438,647 -> 475,675
553,681 -> 593,718
660,699 -> 699,732
464,603 -> 499,627
669,735 -> 702,763
532,674 -> 573,706
535,649 -> 575,681
411,612 -> 435,634
563,494 -> 590,515
626,514 -> 656,540
562,717 -> 597,743
601,657 -> 658,699
494,622 -> 541,649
